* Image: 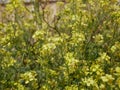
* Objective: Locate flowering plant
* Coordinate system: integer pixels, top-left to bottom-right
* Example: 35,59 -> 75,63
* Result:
0,0 -> 120,89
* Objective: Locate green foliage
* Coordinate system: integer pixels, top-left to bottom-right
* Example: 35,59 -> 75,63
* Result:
0,0 -> 120,89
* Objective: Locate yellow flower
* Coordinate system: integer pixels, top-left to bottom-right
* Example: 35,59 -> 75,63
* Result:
101,74 -> 114,82
32,30 -> 45,40
111,42 -> 120,53
100,84 -> 105,89
101,53 -> 110,61
116,78 -> 120,88
115,67 -> 120,73
64,53 -> 79,73
41,43 -> 56,55
20,71 -> 37,84
71,32 -> 85,45
65,85 -> 78,90
93,34 -> 104,45
90,64 -> 100,72
111,45 -> 117,53
115,67 -> 120,74
97,52 -> 110,62
82,77 -> 96,87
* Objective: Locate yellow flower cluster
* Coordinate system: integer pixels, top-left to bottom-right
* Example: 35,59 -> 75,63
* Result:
20,71 -> 37,84
93,34 -> 104,45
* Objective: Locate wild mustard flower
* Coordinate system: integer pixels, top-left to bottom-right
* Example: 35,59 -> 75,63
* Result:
93,34 -> 104,45
1,57 -> 16,69
115,67 -> 120,76
116,78 -> 120,88
90,64 -> 104,76
90,64 -> 100,72
101,74 -> 114,82
71,32 -> 85,45
20,71 -> 37,84
64,53 -> 79,66
111,45 -> 117,53
82,65 -> 89,76
41,43 -> 56,55
97,52 -> 110,62
47,36 -> 63,45
32,30 -> 45,40
115,67 -> 120,73
82,77 -> 96,87
65,85 -> 78,90
111,42 -> 120,53
64,53 -> 79,73
100,84 -> 105,89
